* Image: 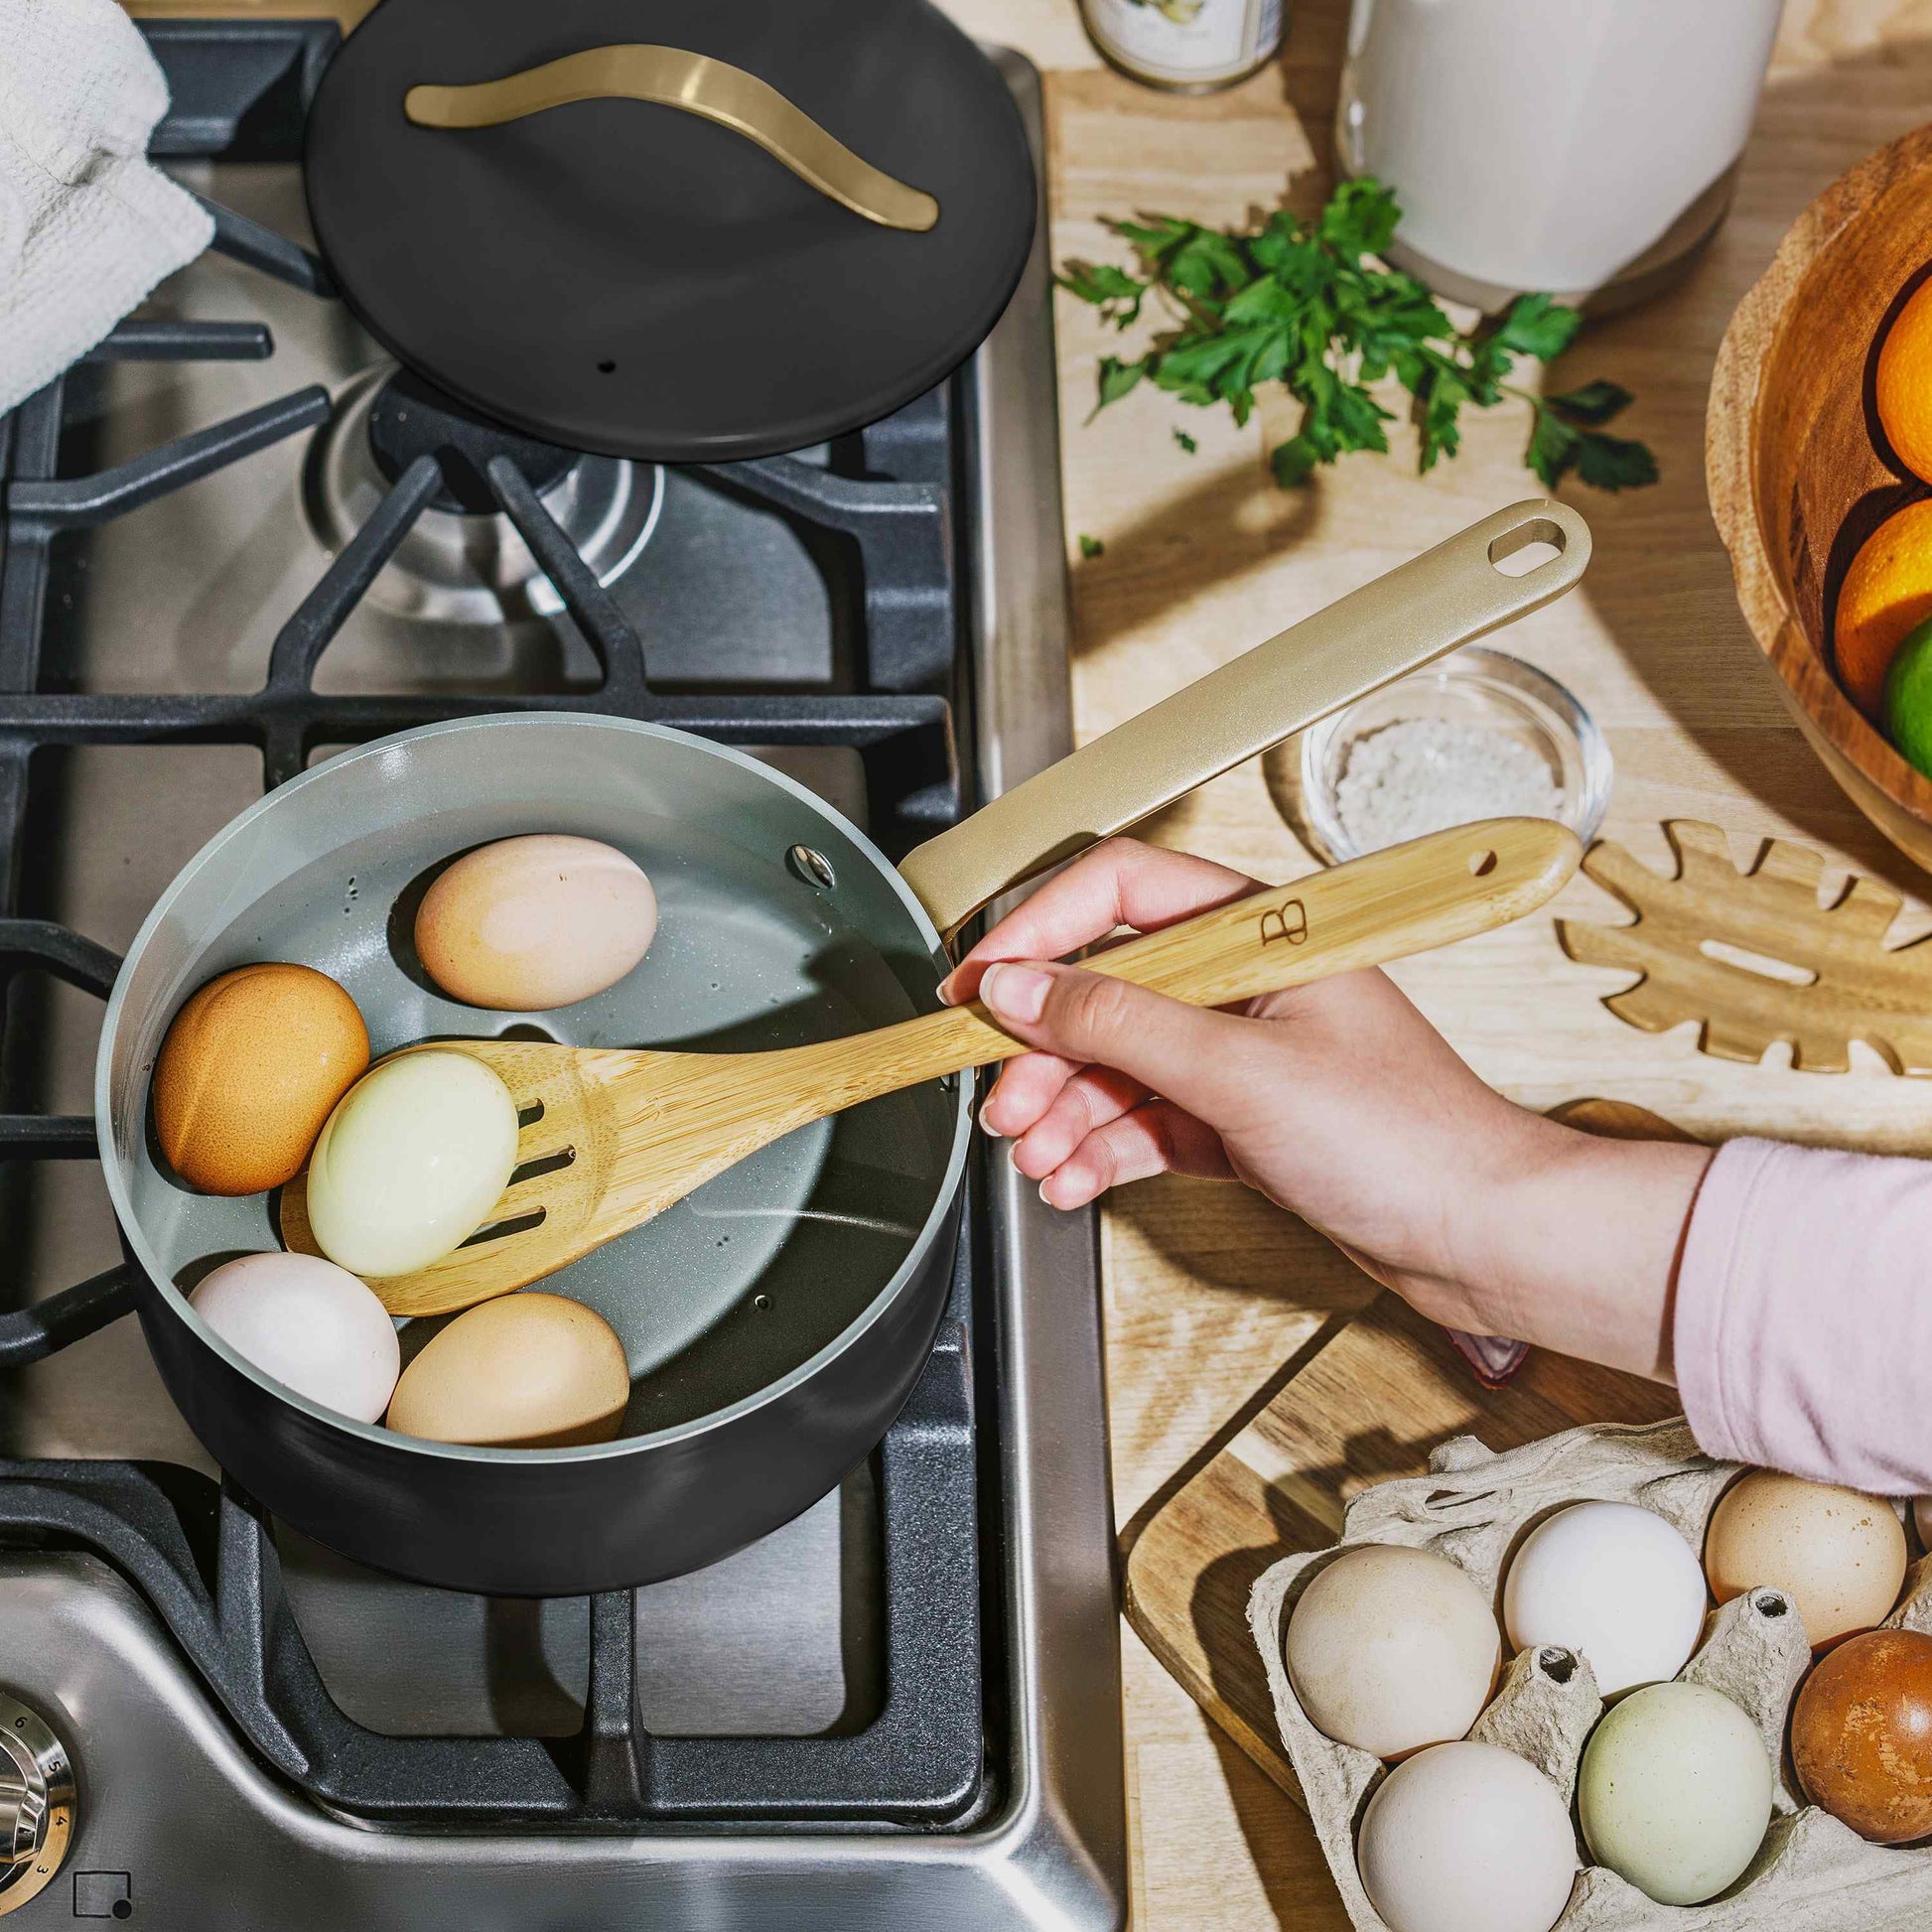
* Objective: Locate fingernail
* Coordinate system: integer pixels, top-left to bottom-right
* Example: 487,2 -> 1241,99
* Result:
980,962 -> 1050,1025
979,1098 -> 1005,1138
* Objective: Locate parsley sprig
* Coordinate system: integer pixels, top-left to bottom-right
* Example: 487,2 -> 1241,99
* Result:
1057,179 -> 1657,493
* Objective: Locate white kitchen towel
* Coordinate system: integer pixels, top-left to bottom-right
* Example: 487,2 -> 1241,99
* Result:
0,0 -> 213,415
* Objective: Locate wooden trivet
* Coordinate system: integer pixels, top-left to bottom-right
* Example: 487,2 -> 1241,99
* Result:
1559,820 -> 1932,1073
1119,1098 -> 1688,1801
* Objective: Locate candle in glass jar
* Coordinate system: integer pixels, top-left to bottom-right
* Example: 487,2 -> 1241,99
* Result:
1082,0 -> 1287,93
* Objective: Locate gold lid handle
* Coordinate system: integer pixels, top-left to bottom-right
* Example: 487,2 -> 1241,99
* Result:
898,499 -> 1591,937
404,45 -> 940,234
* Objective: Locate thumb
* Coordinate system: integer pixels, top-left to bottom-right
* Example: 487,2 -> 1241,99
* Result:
976,960 -> 1252,1120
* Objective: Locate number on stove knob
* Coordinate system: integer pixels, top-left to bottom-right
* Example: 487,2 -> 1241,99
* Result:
0,1692 -> 73,1916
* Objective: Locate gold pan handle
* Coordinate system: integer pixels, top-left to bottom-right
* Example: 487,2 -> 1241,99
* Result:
897,499 -> 1591,938
404,45 -> 940,234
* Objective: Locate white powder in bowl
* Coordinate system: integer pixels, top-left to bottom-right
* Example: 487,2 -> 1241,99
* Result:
1333,717 -> 1564,853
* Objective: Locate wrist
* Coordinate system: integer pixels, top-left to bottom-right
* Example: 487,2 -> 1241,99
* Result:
1440,1103 -> 1583,1331
1456,1121 -> 1714,1379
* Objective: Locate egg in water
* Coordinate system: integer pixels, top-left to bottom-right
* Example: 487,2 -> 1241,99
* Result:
191,1252 -> 399,1423
1355,1739 -> 1577,1932
1503,1500 -> 1707,1698
1286,1544 -> 1500,1758
415,834 -> 658,1011
386,1292 -> 630,1448
153,962 -> 368,1194
1578,1680 -> 1771,1905
305,1050 -> 520,1277
1704,1470 -> 1906,1650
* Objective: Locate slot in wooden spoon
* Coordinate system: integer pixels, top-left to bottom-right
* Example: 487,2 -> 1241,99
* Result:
280,818 -> 1580,1316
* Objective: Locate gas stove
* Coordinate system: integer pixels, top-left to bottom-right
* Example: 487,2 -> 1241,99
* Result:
0,24 -> 1123,1929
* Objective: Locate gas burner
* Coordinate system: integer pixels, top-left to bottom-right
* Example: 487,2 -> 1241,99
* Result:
367,367 -> 578,507
303,364 -> 663,625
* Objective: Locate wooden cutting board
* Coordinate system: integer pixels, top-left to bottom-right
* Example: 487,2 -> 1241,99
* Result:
1119,1099 -> 1692,1803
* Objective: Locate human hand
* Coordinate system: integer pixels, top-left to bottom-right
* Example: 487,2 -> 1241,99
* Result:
938,838 -> 1707,1376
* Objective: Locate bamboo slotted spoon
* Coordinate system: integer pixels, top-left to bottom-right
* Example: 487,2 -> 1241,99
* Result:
280,817 -> 1580,1316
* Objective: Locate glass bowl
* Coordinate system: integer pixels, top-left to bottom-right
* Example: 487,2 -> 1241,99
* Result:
1296,646 -> 1612,865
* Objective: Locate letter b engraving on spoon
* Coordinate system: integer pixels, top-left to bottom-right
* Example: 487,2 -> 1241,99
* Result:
1258,898 -> 1308,947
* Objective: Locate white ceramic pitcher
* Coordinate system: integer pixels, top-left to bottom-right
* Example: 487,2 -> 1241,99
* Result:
1339,0 -> 1784,312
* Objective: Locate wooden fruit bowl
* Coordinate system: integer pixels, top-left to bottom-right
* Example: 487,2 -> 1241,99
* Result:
1708,124 -> 1932,875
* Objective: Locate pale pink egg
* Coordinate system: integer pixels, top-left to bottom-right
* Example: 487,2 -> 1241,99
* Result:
415,834 -> 657,1011
191,1251 -> 399,1423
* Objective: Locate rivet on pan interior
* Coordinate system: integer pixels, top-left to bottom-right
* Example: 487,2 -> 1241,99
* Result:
786,845 -> 836,890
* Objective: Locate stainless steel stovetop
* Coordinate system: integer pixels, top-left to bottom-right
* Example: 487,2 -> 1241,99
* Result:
0,35 -> 1124,1931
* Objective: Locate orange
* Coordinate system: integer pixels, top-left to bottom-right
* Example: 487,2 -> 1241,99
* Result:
1835,499 -> 1932,715
1877,280 -> 1932,483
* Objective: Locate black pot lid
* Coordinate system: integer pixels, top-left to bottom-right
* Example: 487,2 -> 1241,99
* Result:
306,0 -> 1036,464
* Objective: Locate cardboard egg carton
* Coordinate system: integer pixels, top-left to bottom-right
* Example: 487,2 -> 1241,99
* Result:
1248,1418 -> 1932,1930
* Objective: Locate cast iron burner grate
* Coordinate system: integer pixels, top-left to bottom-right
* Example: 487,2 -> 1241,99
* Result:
0,21 -> 989,1830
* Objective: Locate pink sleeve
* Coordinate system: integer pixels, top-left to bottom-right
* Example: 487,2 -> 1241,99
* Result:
1675,1137 -> 1932,1495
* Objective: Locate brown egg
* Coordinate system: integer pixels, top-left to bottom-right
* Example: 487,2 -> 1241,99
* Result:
385,1293 -> 630,1448
1704,1470 -> 1907,1649
415,834 -> 657,1011
1792,1628 -> 1932,1843
153,963 -> 369,1195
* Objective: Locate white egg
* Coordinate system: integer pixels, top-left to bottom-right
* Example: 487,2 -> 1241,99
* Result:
190,1251 -> 399,1423
1578,1681 -> 1772,1904
304,1049 -> 520,1277
1356,1740 -> 1578,1932
1287,1544 -> 1500,1758
1504,1500 -> 1707,1697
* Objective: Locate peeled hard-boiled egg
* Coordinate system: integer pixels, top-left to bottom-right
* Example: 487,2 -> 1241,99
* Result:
305,1050 -> 519,1277
1355,1739 -> 1578,1932
1286,1544 -> 1500,1758
1578,1680 -> 1772,1905
385,1292 -> 630,1447
1503,1500 -> 1706,1697
415,834 -> 658,1011
191,1251 -> 399,1423
1705,1470 -> 1906,1650
154,962 -> 368,1194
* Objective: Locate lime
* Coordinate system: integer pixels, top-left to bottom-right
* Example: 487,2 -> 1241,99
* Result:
1885,614 -> 1932,776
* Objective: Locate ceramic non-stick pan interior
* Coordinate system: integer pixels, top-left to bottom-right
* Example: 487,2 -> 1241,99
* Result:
102,716 -> 967,1441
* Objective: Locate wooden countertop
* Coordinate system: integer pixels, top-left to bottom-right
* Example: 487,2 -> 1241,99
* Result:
944,0 -> 1932,1923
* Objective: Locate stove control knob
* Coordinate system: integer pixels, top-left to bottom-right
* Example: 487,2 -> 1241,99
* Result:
0,1692 -> 73,1917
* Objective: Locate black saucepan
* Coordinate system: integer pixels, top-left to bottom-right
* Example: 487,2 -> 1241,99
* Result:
88,502 -> 1587,1594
